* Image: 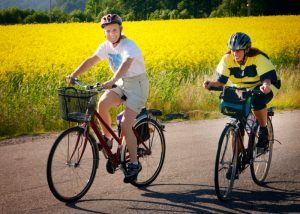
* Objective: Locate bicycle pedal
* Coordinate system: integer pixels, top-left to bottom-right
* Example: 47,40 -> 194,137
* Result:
256,147 -> 267,155
137,148 -> 146,156
106,160 -> 115,174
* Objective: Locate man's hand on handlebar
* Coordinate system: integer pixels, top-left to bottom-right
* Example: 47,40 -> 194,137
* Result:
103,80 -> 116,89
65,75 -> 76,84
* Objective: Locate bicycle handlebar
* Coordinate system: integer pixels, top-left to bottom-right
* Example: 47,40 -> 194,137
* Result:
208,86 -> 223,91
208,86 -> 263,95
71,78 -> 116,91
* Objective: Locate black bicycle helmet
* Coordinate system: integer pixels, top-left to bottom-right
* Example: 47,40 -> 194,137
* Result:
100,14 -> 122,28
228,32 -> 251,51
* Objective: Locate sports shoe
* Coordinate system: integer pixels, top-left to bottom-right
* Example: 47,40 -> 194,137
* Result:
123,162 -> 142,183
256,126 -> 268,149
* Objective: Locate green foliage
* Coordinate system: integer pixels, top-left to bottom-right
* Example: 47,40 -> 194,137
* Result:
69,9 -> 86,22
56,0 -> 86,13
0,7 -> 33,24
24,11 -> 49,23
0,0 -> 299,24
50,7 -> 68,22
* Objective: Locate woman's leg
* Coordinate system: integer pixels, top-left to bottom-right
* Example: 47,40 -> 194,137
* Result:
252,91 -> 273,148
252,90 -> 273,127
253,108 -> 268,127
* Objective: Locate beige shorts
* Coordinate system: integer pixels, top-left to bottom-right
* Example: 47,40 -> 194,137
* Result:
111,73 -> 149,113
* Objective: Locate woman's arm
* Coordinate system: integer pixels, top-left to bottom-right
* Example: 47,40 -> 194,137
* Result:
203,80 -> 225,89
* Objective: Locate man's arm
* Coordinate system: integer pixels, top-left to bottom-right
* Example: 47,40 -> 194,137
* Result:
72,54 -> 100,77
104,57 -> 134,88
66,55 -> 101,83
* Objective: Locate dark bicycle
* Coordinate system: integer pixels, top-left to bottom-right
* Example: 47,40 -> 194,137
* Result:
47,79 -> 166,203
210,86 -> 274,201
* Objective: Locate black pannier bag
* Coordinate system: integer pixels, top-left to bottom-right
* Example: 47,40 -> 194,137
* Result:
135,108 -> 150,142
116,108 -> 150,142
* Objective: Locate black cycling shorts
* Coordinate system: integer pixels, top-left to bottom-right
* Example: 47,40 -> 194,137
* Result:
251,85 -> 274,111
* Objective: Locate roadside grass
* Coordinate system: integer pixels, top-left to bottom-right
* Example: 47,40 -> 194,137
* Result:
0,65 -> 298,138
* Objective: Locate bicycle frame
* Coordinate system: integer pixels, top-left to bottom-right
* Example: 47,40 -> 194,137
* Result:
78,108 -> 152,171
228,115 -> 255,170
89,110 -> 123,168
232,108 -> 274,171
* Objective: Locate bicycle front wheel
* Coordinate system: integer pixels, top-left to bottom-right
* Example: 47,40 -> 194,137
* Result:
127,118 -> 166,187
47,126 -> 99,203
250,117 -> 274,185
214,124 -> 238,201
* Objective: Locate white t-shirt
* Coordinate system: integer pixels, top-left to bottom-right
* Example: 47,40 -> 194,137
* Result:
94,38 -> 146,78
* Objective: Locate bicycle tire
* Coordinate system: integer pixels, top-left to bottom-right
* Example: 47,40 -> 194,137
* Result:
250,117 -> 274,185
123,118 -> 166,187
214,124 -> 238,201
47,126 -> 99,203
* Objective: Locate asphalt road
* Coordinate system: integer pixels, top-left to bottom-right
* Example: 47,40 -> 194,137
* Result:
0,110 -> 299,213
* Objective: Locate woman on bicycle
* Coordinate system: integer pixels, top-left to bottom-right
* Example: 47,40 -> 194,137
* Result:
203,32 -> 280,151
66,14 -> 149,183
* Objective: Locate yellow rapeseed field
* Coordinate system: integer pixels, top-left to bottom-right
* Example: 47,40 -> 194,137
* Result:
0,15 -> 299,137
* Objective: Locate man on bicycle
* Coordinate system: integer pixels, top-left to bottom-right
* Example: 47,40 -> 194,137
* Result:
66,14 -> 149,183
203,32 -> 281,153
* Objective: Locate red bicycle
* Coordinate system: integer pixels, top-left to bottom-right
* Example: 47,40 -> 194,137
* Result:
47,79 -> 166,203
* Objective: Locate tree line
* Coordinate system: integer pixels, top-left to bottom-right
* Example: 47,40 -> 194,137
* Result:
0,0 -> 299,24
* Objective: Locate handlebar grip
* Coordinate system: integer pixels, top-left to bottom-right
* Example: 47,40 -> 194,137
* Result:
85,85 -> 94,90
208,86 -> 224,91
69,77 -> 77,84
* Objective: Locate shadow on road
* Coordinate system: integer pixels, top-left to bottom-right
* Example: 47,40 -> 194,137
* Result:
66,181 -> 300,213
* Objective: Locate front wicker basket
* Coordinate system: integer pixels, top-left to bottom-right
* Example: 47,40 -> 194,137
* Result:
58,87 -> 97,122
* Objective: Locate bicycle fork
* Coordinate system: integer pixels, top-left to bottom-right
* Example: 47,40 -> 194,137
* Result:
67,127 -> 89,167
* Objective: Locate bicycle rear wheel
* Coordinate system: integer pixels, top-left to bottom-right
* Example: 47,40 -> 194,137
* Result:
250,117 -> 274,184
215,124 -> 238,201
124,118 -> 166,187
47,126 -> 99,203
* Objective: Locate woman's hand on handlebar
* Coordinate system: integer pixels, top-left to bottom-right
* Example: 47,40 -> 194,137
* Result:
260,81 -> 272,94
203,80 -> 224,90
203,80 -> 211,89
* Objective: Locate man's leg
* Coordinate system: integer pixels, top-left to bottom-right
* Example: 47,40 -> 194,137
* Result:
98,90 -> 122,138
121,107 -> 143,183
121,107 -> 138,163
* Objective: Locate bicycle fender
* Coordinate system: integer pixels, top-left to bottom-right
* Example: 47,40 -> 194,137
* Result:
133,114 -> 148,127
